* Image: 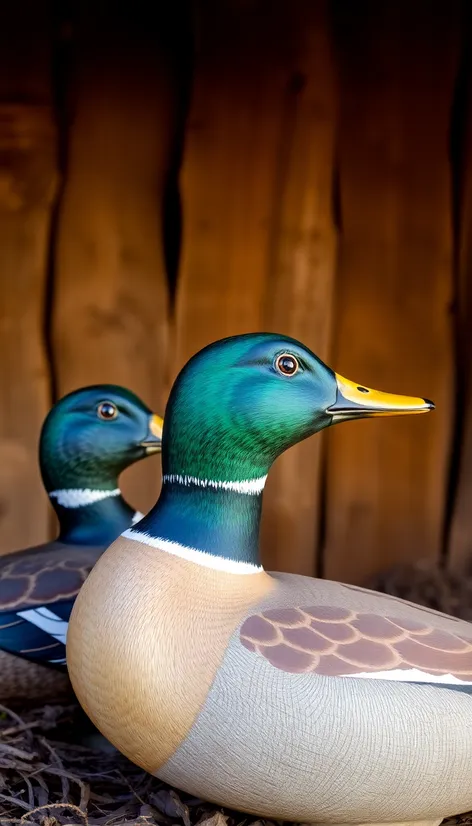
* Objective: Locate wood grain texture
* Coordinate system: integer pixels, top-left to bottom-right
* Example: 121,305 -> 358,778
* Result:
446,9 -> 472,571
324,1 -> 459,584
0,3 -> 57,555
261,1 -> 337,575
53,3 -> 182,515
175,0 -> 337,574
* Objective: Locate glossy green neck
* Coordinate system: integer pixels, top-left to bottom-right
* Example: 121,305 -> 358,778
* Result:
135,479 -> 265,568
135,346 -> 276,567
53,493 -> 138,546
41,440 -> 135,547
41,447 -> 133,492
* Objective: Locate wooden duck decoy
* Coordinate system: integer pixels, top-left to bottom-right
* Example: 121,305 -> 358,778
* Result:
0,384 -> 162,703
68,334 -> 472,826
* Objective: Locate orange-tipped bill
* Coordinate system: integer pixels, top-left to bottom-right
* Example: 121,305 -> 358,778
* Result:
327,374 -> 434,422
141,413 -> 164,452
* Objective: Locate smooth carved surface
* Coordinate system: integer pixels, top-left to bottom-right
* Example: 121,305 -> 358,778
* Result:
158,572 -> 472,822
66,538 -> 275,774
0,542 -> 100,611
160,598 -> 472,823
240,603 -> 472,677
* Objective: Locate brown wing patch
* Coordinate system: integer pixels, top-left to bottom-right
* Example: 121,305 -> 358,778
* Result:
264,644 -> 315,673
309,619 -> 357,642
282,625 -> 334,653
239,606 -> 472,680
240,615 -> 281,645
262,608 -> 307,626
0,547 -> 99,611
350,614 -> 405,641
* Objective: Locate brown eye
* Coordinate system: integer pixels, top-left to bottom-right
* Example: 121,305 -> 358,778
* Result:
275,353 -> 299,376
97,401 -> 118,420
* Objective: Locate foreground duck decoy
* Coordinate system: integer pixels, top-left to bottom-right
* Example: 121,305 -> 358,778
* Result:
68,333 -> 472,826
0,384 -> 162,702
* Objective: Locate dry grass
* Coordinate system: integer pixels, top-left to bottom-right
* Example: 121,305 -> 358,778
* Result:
0,701 -> 269,826
1,559 -> 472,826
1,699 -> 471,826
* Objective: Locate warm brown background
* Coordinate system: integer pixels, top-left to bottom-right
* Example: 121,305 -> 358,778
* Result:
0,0 -> 469,585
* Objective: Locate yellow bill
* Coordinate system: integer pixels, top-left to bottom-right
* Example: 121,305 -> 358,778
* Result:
327,374 -> 434,421
141,413 -> 164,452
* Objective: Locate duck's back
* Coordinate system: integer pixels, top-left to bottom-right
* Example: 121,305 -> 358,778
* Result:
0,539 -> 104,702
156,572 -> 472,824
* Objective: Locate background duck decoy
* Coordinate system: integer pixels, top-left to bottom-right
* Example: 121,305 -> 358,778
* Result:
0,384 -> 162,703
69,332 -> 472,826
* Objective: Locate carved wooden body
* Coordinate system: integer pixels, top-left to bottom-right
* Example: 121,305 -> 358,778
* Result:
68,535 -> 472,826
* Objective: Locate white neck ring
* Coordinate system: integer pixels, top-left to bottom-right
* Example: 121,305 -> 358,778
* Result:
162,473 -> 267,496
122,529 -> 264,575
49,488 -> 121,508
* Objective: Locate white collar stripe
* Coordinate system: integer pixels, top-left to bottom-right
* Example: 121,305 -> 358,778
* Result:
162,473 -> 267,495
49,488 -> 121,508
122,529 -> 264,575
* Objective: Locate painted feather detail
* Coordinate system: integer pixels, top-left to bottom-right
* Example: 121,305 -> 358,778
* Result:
239,605 -> 472,681
0,603 -> 72,666
0,550 -> 95,611
0,544 -> 98,665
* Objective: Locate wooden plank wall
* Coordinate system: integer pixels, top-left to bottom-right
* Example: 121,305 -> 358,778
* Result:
0,0 -> 469,586
324,0 -> 460,584
446,5 -> 472,571
0,2 -> 57,552
53,3 -> 182,515
174,0 -> 337,574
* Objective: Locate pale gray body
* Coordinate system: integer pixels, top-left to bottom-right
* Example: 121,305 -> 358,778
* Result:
158,573 -> 472,824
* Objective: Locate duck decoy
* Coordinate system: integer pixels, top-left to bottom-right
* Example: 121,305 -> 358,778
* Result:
0,384 -> 162,702
68,334 -> 471,826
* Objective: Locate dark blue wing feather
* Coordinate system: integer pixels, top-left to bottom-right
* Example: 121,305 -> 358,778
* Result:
0,540 -> 103,669
0,600 -> 75,668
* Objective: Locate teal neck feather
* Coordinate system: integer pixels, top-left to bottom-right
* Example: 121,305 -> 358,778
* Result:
50,488 -> 137,546
133,478 -> 265,568
42,431 -> 137,546
131,334 -> 337,570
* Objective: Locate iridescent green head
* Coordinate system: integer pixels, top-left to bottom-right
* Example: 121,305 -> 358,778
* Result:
162,332 -> 433,483
40,385 -> 163,494
135,333 -> 433,567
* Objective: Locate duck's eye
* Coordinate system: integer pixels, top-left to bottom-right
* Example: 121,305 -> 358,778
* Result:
275,353 -> 299,377
97,401 -> 118,420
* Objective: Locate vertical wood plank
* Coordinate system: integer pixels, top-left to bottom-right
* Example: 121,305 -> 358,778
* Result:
174,0 -> 285,363
53,2 -> 183,514
0,3 -> 57,554
175,0 -> 337,574
260,3 -> 337,575
324,1 -> 459,585
446,8 -> 472,571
